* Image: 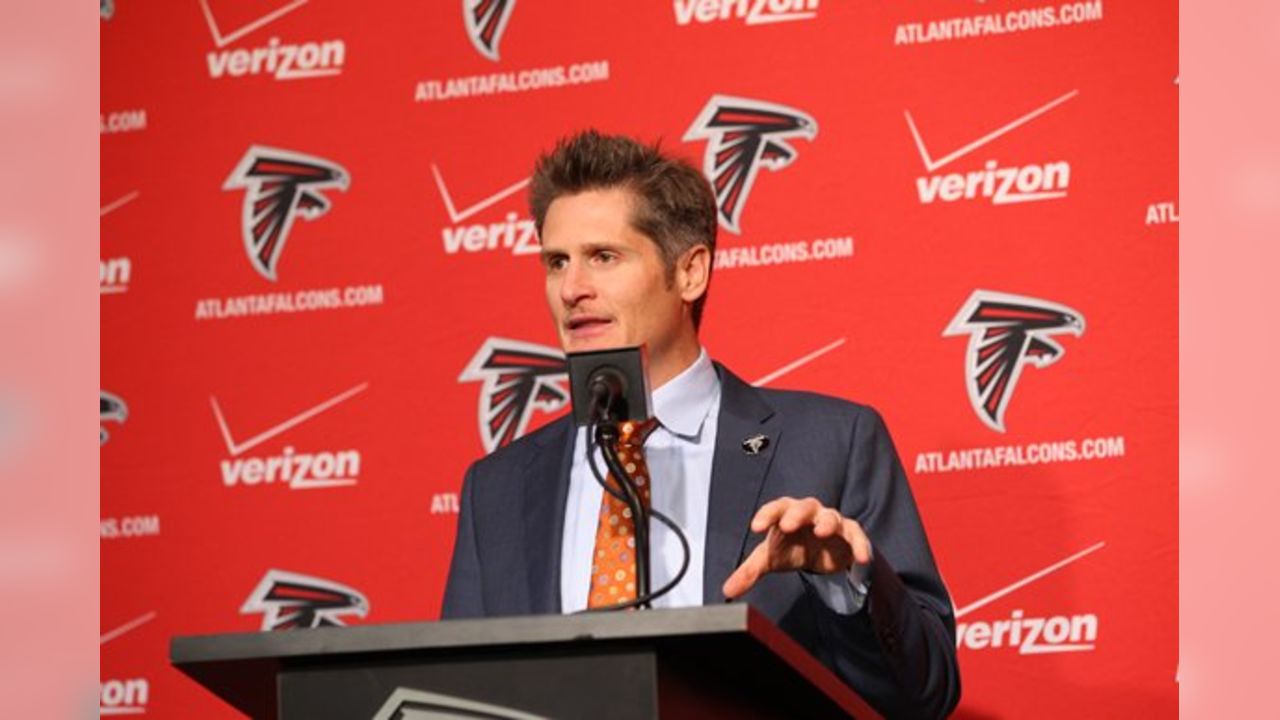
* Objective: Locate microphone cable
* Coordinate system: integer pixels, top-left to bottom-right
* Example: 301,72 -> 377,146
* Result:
576,421 -> 692,613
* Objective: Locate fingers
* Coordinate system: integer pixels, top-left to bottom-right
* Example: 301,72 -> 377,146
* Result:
749,497 -> 793,533
722,535 -> 771,600
812,508 -> 843,538
778,497 -> 824,533
737,498 -> 870,590
752,496 -> 828,534
845,519 -> 873,566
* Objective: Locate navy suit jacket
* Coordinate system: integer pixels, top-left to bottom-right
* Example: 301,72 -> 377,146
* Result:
442,364 -> 960,718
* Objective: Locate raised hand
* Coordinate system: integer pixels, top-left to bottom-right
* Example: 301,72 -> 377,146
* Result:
722,496 -> 872,600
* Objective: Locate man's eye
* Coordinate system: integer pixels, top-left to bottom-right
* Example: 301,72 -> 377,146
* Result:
595,251 -> 617,263
545,256 -> 567,270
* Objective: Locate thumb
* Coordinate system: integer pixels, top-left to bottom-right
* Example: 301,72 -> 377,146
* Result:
722,538 -> 771,600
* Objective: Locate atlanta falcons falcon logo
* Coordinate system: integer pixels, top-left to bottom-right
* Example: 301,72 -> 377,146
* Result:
683,95 -> 818,235
943,290 -> 1085,432
240,569 -> 369,631
459,337 -> 569,453
372,687 -> 546,720
223,146 -> 350,281
100,391 -> 128,445
464,0 -> 516,61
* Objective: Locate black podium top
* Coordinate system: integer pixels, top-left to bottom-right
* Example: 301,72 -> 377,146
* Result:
172,604 -> 879,719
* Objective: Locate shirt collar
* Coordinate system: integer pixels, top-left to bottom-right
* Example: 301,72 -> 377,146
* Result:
650,348 -> 719,439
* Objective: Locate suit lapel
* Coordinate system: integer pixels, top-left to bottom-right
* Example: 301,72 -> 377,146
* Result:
521,417 -> 574,614
703,364 -> 780,604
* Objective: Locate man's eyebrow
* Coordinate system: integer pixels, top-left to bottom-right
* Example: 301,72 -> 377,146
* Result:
579,242 -> 624,254
539,242 -> 624,259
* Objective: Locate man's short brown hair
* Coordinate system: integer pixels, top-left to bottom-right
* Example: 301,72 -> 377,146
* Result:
529,130 -> 718,328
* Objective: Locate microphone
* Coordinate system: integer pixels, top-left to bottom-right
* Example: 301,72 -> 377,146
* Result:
586,365 -> 628,425
567,347 -> 651,426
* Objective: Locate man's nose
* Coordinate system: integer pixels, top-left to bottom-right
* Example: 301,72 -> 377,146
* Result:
559,260 -> 594,306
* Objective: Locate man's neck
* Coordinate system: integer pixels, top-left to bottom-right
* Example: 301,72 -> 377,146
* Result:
648,337 -> 702,391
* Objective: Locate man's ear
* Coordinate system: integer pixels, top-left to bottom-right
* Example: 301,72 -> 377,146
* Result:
676,244 -> 711,304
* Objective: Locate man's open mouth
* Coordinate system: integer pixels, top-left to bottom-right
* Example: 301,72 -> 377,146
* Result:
566,316 -> 612,332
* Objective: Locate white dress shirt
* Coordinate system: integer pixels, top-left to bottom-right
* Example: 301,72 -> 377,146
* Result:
559,349 -> 868,614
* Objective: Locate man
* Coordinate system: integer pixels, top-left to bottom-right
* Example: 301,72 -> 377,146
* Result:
443,131 -> 960,718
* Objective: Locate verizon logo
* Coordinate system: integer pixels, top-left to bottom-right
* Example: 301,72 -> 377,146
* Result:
101,256 -> 132,295
220,446 -> 360,489
957,608 -> 1098,654
674,0 -> 818,26
100,677 -> 149,715
907,90 -> 1077,206
955,542 -> 1105,656
433,164 -> 539,257
211,382 -> 367,490
200,0 -> 345,81
916,160 -> 1070,205
206,37 -> 344,80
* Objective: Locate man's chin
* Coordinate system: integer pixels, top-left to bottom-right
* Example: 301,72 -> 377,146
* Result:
561,331 -> 624,354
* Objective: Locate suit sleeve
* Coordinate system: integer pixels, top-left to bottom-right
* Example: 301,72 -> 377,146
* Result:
441,464 -> 485,619
807,407 -> 961,718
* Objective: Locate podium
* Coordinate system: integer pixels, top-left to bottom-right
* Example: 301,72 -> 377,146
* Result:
172,604 -> 881,719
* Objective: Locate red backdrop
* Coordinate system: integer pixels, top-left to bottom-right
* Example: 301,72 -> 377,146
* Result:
101,1 -> 1177,716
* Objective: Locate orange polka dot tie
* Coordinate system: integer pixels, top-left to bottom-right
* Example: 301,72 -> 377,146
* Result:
588,419 -> 658,609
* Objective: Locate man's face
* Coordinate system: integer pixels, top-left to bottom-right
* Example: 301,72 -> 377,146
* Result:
540,188 -> 689,362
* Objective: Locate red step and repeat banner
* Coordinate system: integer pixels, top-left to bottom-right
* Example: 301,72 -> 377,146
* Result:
101,1 -> 1177,716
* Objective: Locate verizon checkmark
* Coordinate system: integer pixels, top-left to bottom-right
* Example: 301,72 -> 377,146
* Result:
210,382 -> 368,457
955,540 -> 1105,619
751,338 -> 846,387
101,190 -> 140,218
905,90 -> 1079,173
198,0 -> 309,48
101,610 -> 157,646
431,163 -> 530,224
